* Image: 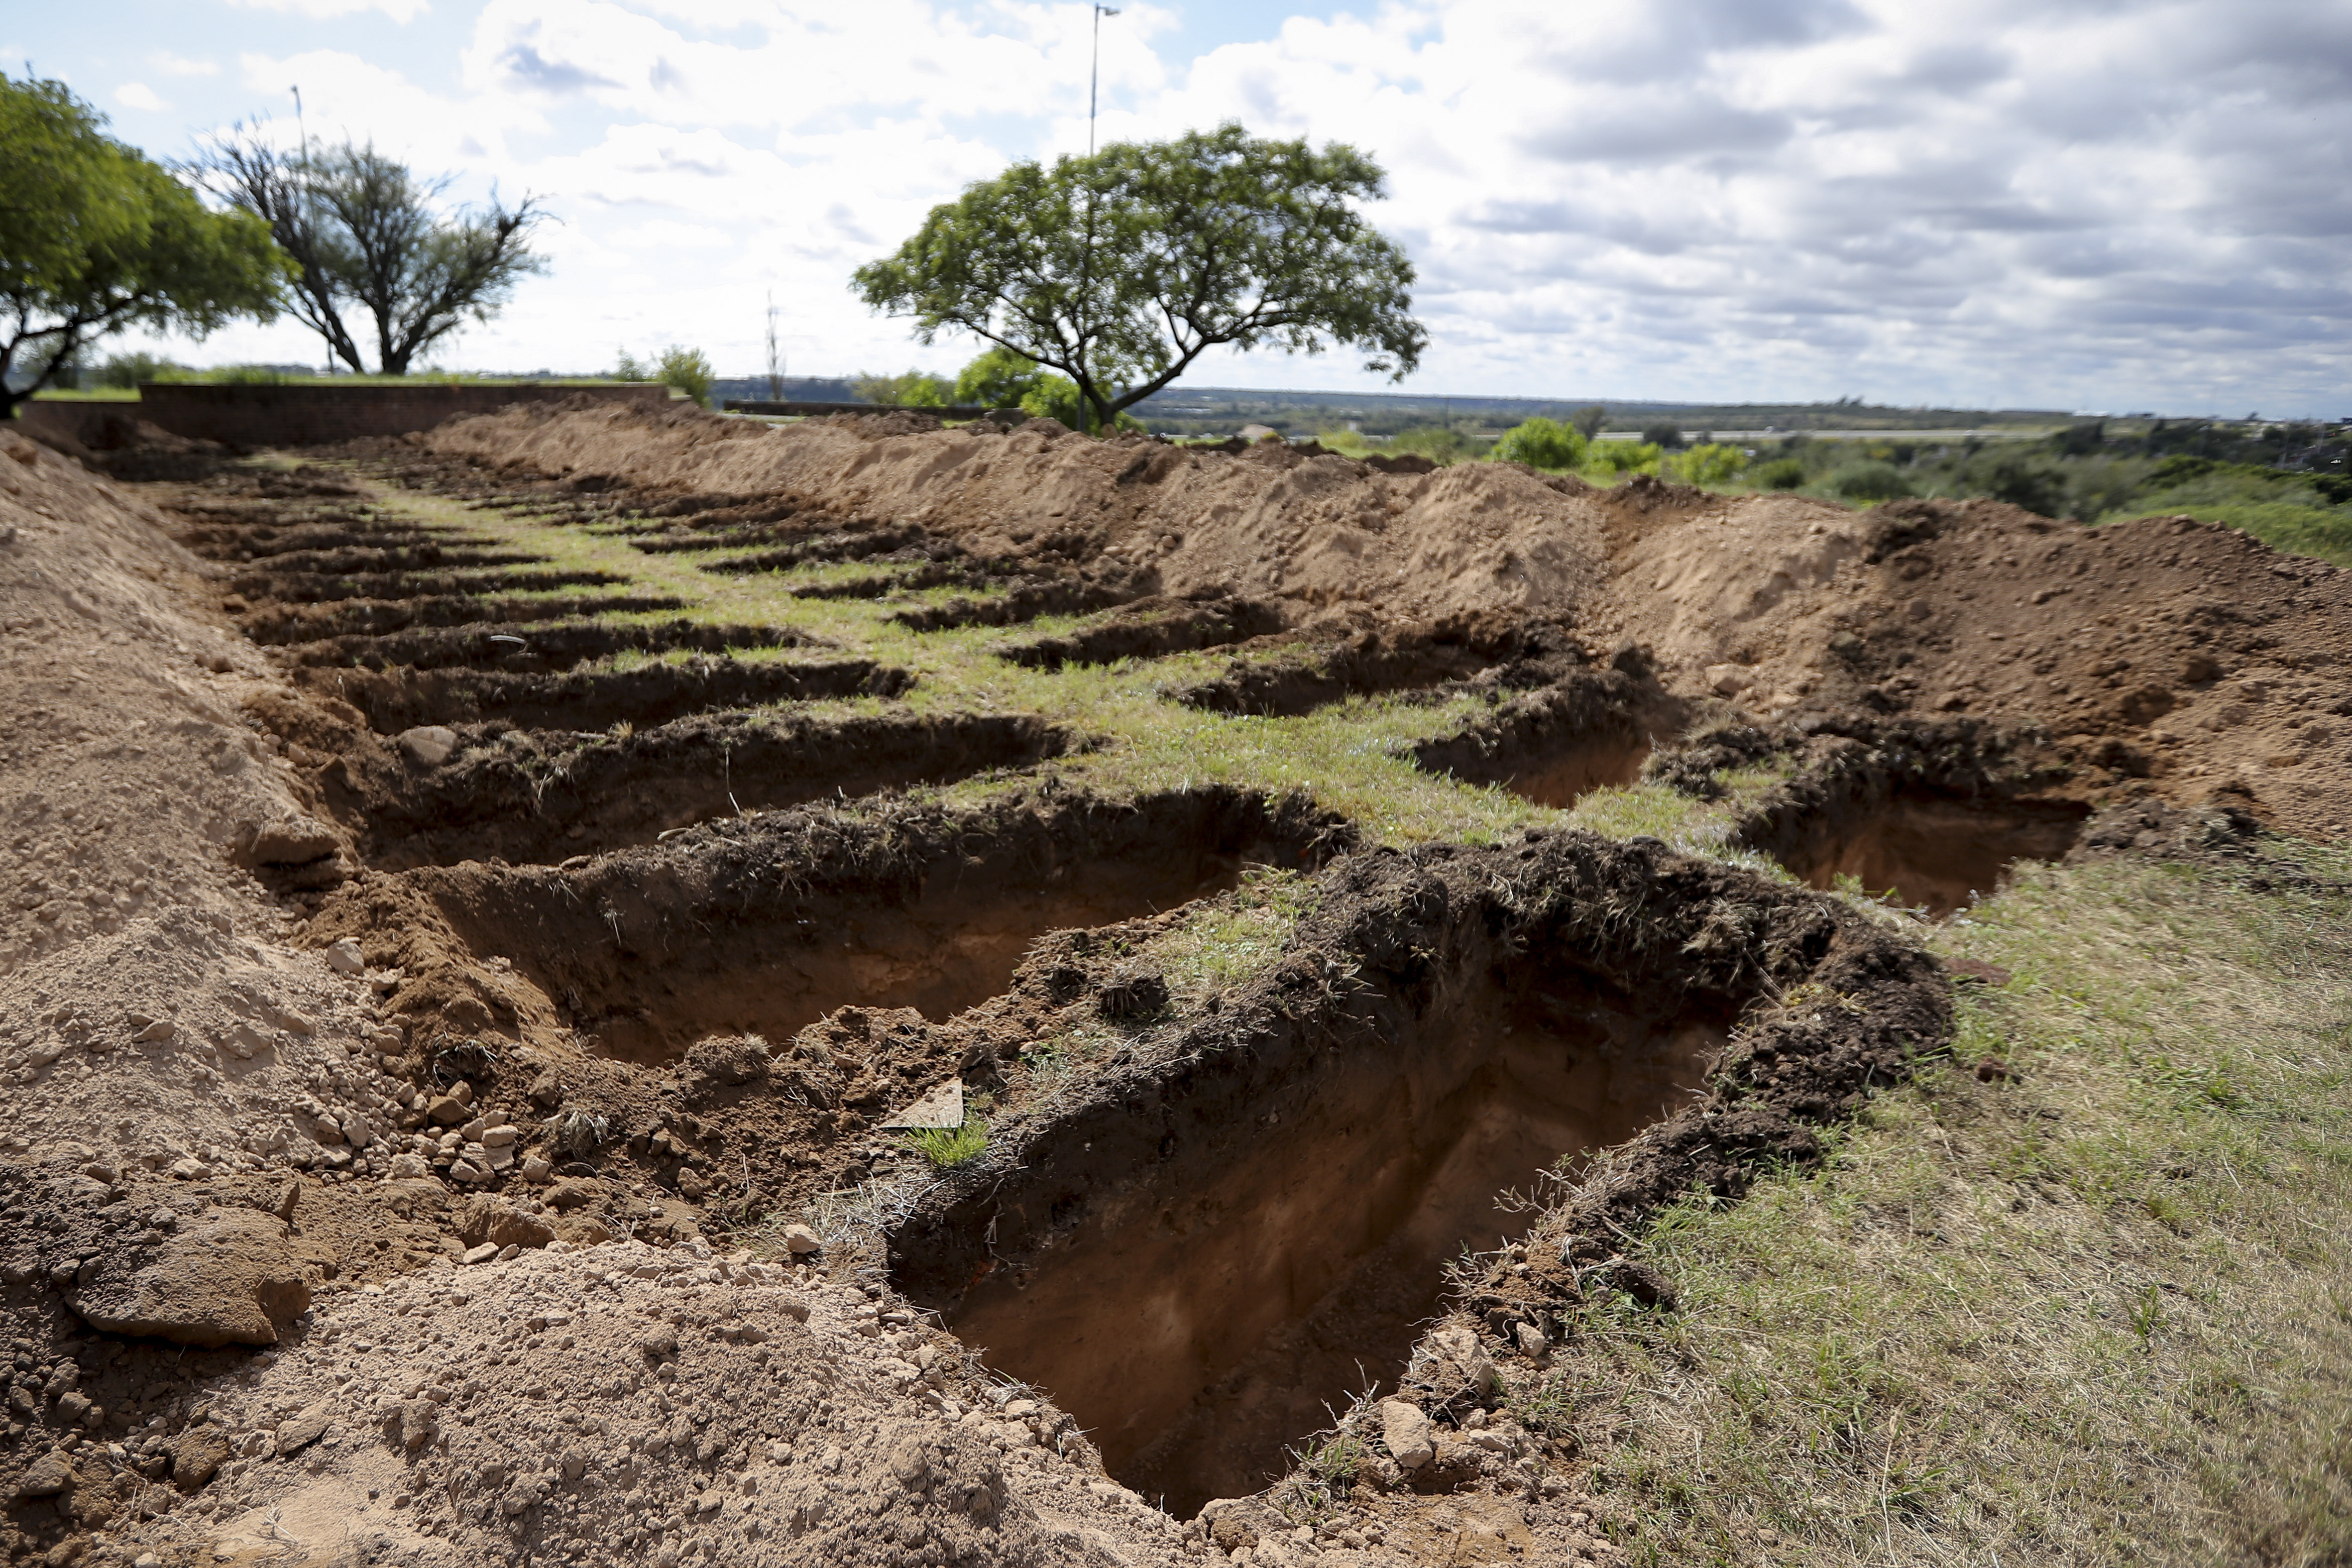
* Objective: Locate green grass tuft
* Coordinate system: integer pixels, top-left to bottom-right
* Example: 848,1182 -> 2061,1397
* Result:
904,1121 -> 988,1167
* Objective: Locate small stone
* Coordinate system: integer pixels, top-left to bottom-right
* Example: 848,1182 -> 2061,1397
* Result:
480,1125 -> 519,1147
275,1407 -> 330,1455
426,1095 -> 470,1127
248,816 -> 340,866
388,1154 -> 430,1180
134,1019 -> 176,1043
1513,1321 -> 1550,1358
1379,1399 -> 1434,1471
397,725 -> 459,767
173,1425 -> 231,1490
398,1400 -> 437,1451
461,1243 -> 499,1266
16,1450 -> 75,1498
520,1156 -> 553,1183
70,1209 -> 310,1348
783,1224 -> 823,1256
324,939 -> 366,976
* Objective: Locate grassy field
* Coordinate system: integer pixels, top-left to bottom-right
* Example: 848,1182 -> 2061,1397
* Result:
1549,849 -> 2352,1567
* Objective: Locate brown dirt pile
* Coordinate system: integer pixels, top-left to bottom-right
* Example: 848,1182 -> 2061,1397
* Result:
423,400 -> 1622,626
0,427 -> 416,1181
1598,493 -> 2352,838
422,403 -> 2352,838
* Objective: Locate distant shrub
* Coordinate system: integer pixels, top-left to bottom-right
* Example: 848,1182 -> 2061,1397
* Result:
1489,416 -> 1587,472
656,347 -> 714,407
213,363 -> 286,384
1591,439 -> 1661,475
1829,461 -> 1914,502
849,369 -> 952,408
1640,421 -> 1687,451
1982,454 -> 2069,517
1667,443 -> 1744,486
94,351 -> 190,388
1754,458 -> 1807,490
1374,425 -> 1485,464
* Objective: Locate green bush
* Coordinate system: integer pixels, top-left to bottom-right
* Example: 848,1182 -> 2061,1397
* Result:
1828,461 -> 1914,502
657,347 -> 714,407
93,351 -> 189,388
1753,458 -> 1807,490
1489,416 -> 1587,472
849,369 -> 952,408
1667,442 -> 1744,486
1982,454 -> 2069,517
1591,439 -> 1662,475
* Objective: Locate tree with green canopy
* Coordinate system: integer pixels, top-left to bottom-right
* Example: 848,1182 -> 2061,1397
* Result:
853,124 -> 1425,435
0,74 -> 284,418
192,128 -> 546,376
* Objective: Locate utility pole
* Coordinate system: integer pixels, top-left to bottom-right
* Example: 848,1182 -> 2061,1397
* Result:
764,290 -> 782,401
1089,5 -> 1119,156
1076,5 -> 1119,434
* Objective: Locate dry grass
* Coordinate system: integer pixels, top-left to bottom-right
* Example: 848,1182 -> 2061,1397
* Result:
1545,849 -> 2352,1566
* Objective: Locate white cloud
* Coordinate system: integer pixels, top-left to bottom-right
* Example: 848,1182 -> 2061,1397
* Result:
145,0 -> 2352,412
114,82 -> 168,113
150,52 -> 222,78
233,48 -> 547,173
225,0 -> 431,20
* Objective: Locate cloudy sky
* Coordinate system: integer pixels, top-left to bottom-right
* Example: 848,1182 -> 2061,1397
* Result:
15,0 -> 2350,414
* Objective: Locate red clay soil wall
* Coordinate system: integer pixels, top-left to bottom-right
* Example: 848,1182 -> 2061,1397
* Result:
11,383 -> 673,450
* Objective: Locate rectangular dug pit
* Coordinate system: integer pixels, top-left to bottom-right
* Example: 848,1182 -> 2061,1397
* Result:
297,656 -> 910,734
1753,787 -> 2089,918
887,851 -> 1754,1518
346,711 -> 1066,869
1411,669 -> 1673,808
422,789 -> 1346,1061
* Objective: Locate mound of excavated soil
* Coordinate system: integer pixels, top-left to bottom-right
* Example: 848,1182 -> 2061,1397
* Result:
423,400 -> 1621,627
0,428 -> 410,1179
422,403 -> 2352,838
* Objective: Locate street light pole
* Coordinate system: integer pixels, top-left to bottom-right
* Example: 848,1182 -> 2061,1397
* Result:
1090,5 -> 1119,156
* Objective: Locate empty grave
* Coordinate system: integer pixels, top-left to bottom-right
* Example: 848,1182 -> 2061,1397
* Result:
1412,667 -> 1677,808
1755,786 -> 2089,917
280,618 -> 803,673
338,710 -> 1068,869
418,788 -> 1347,1061
297,656 -> 912,734
888,834 -> 1874,1517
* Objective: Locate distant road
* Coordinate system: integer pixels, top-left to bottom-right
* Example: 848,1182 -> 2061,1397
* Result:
1600,427 -> 2053,442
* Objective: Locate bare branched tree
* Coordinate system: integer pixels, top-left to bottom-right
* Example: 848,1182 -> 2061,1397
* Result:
190,127 -> 548,375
